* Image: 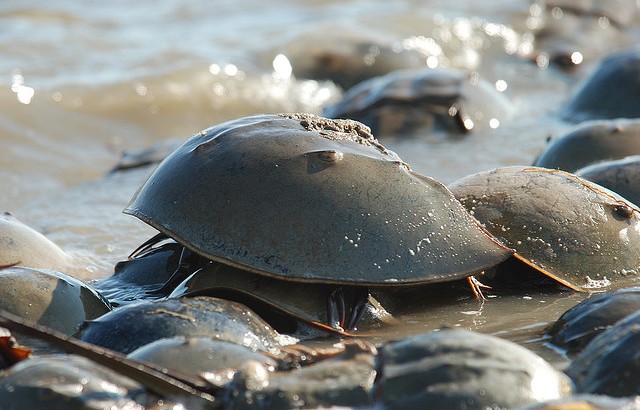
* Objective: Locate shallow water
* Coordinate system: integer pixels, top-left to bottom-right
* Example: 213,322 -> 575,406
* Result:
2,0 -> 639,369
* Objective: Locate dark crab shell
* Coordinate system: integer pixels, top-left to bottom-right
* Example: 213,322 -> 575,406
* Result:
534,119 -> 640,173
125,113 -> 511,286
576,155 -> 640,207
561,48 -> 640,123
449,166 -> 640,292
381,329 -> 571,409
566,309 -> 640,396
78,296 -> 282,355
0,355 -> 163,409
531,0 -> 638,71
546,287 -> 640,355
127,337 -> 278,381
0,266 -> 111,335
323,69 -> 512,136
280,33 -> 441,91
0,212 -> 72,273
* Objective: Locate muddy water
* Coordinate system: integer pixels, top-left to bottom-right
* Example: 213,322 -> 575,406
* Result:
2,0 -> 639,369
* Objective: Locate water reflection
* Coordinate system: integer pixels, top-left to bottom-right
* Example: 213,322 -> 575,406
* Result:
366,284 -> 587,367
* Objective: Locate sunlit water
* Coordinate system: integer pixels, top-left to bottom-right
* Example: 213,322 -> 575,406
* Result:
2,0 -> 639,368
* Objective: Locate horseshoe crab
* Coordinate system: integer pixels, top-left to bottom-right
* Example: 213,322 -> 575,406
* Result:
123,113 -> 512,331
95,233 -> 208,305
323,69 -> 512,137
534,119 -> 640,172
127,337 -> 279,381
277,33 -> 441,91
228,329 -> 571,409
561,48 -> 640,122
449,166 -> 640,292
0,212 -> 72,273
530,0 -> 639,71
101,235 -> 394,333
0,354 -> 169,409
78,296 -> 285,355
576,155 -> 640,206
108,233 -> 395,333
379,329 -> 571,409
566,309 -> 640,396
168,259 -> 397,333
546,287 -> 640,355
0,266 -> 110,335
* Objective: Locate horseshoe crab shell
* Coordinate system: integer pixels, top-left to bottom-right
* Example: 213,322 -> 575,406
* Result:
127,337 -> 278,381
449,166 -> 640,292
530,0 -> 638,71
534,119 -> 640,173
561,48 -> 640,123
124,113 -> 511,286
565,309 -> 640,396
78,296 -> 283,355
0,212 -> 72,272
381,329 -> 571,408
168,261 -> 396,333
0,266 -> 111,335
0,355 -> 162,409
323,69 -> 512,137
279,33 -> 440,90
546,287 -> 640,355
576,155 -> 640,206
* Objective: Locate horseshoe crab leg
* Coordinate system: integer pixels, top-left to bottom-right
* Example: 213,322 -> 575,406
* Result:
327,287 -> 370,331
467,276 -> 491,301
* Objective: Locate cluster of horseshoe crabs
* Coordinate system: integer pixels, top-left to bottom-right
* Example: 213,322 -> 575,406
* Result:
5,109 -> 640,407
113,112 -> 514,332
0,309 -> 573,409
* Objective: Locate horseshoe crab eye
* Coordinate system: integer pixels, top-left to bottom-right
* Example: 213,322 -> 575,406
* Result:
613,204 -> 634,220
316,150 -> 343,163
